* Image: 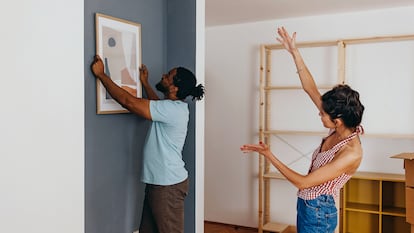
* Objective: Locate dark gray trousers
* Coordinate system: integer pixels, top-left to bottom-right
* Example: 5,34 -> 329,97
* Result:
139,179 -> 189,233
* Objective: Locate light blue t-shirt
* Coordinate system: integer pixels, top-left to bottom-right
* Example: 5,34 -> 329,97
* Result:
141,100 -> 189,185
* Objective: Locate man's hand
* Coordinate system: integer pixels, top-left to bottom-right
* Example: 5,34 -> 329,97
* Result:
139,64 -> 149,84
138,64 -> 160,100
91,55 -> 105,77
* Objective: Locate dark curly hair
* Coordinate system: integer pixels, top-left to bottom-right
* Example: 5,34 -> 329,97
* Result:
173,67 -> 205,101
321,84 -> 364,128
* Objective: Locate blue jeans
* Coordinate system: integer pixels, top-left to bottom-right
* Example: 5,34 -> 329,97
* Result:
296,195 -> 337,233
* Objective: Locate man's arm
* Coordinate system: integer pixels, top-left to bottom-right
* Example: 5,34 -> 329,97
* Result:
139,64 -> 160,100
91,55 -> 152,120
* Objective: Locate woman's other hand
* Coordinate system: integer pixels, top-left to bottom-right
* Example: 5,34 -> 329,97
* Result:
240,142 -> 272,159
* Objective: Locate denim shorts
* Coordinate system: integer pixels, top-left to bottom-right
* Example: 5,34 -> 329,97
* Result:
296,195 -> 337,233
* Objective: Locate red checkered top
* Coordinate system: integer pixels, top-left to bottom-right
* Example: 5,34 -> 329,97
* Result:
297,126 -> 363,200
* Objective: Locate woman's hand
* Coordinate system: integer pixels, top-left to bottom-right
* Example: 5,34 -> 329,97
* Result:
240,142 -> 272,159
276,27 -> 297,55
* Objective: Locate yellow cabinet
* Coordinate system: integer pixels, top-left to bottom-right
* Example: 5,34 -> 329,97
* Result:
341,172 -> 411,233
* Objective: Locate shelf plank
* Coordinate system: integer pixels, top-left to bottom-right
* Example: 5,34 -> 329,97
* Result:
382,206 -> 406,217
264,34 -> 414,50
262,130 -> 414,139
362,133 -> 414,139
263,172 -> 286,180
345,202 -> 380,213
263,222 -> 290,232
264,85 -> 333,90
352,171 -> 405,182
264,40 -> 338,50
263,130 -> 328,136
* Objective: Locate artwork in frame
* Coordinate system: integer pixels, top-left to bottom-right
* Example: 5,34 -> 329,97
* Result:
95,13 -> 142,114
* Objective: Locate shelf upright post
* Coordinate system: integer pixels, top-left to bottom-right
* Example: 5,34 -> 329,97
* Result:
264,47 -> 272,225
379,179 -> 383,233
258,44 -> 265,233
337,40 -> 346,84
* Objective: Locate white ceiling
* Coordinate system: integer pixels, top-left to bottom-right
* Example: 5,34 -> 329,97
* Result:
206,0 -> 414,27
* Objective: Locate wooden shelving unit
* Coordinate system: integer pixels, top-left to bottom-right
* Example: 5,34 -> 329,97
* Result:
341,172 -> 410,233
258,34 -> 414,233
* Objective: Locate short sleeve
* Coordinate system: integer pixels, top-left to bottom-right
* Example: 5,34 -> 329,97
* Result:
149,100 -> 187,124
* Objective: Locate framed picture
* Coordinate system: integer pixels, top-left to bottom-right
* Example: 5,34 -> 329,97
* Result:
95,13 -> 142,114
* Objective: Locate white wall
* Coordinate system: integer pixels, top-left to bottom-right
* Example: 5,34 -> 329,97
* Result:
0,1 -> 84,233
196,1 -> 206,232
205,6 -> 414,227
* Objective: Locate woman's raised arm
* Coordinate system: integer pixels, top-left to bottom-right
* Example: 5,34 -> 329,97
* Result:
277,27 -> 322,112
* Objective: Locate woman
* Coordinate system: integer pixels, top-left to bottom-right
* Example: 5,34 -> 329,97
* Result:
240,27 -> 365,233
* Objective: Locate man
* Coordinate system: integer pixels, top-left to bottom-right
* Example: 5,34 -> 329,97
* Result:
91,55 -> 205,233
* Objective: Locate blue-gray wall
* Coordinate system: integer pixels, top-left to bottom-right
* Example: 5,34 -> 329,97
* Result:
167,1 -> 197,233
84,0 -> 197,232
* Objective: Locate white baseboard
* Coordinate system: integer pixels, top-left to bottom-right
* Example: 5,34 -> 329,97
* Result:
133,230 -> 139,233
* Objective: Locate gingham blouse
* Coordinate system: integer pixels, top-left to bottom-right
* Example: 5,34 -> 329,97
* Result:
297,126 -> 363,200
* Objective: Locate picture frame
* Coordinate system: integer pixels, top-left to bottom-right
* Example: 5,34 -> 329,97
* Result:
95,13 -> 142,114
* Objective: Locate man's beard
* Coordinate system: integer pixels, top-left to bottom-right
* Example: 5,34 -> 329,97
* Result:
156,81 -> 168,93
